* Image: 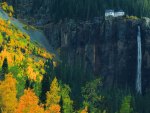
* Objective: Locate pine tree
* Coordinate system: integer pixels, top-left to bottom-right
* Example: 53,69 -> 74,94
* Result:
1,57 -> 8,80
119,95 -> 133,113
41,59 -> 54,102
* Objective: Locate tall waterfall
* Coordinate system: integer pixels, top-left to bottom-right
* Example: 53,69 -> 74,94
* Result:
136,26 -> 142,94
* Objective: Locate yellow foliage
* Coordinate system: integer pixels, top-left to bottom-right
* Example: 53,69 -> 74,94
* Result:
26,65 -> 37,81
46,77 -> 60,110
0,73 -> 17,113
1,2 -> 14,17
46,78 -> 60,113
53,61 -> 57,68
0,48 -> 25,66
126,15 -> 138,20
0,12 -> 56,82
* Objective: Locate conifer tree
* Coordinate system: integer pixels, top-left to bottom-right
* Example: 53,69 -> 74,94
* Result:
41,59 -> 54,102
119,95 -> 133,113
1,57 -> 8,80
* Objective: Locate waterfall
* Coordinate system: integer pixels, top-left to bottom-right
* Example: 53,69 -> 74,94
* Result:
136,26 -> 142,94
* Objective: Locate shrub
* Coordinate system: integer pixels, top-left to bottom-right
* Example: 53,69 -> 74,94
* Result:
0,2 -> 14,17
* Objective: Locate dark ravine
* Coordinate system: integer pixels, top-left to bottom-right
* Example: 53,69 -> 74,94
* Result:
3,0 -> 150,92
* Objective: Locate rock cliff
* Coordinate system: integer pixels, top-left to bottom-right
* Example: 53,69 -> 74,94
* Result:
43,17 -> 150,92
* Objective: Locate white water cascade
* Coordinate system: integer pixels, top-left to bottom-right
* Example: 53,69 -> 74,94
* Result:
136,26 -> 142,94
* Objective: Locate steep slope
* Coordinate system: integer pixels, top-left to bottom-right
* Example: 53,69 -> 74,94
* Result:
0,7 -> 55,53
0,8 -> 57,98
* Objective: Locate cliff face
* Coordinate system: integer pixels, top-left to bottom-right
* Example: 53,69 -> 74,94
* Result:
141,18 -> 150,92
43,18 -> 138,89
43,17 -> 150,91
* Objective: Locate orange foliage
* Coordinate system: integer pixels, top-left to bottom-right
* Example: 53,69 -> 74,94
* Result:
81,107 -> 88,113
46,104 -> 61,113
15,89 -> 44,113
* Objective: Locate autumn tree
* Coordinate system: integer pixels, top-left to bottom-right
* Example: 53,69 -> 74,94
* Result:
80,107 -> 88,113
60,84 -> 73,113
0,73 -> 17,113
46,77 -> 61,113
16,88 -> 44,113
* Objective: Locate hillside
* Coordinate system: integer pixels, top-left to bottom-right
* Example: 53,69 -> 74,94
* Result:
0,4 -> 63,113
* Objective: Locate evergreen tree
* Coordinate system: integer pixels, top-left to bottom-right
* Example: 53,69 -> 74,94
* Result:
82,78 -> 103,113
119,95 -> 133,113
1,57 -> 8,80
41,59 -> 54,102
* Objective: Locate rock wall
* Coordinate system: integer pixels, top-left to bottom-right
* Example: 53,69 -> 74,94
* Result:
43,17 -> 139,89
43,17 -> 150,91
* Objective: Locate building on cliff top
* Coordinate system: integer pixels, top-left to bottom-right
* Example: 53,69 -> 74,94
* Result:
105,10 -> 115,17
105,10 -> 125,19
114,10 -> 125,17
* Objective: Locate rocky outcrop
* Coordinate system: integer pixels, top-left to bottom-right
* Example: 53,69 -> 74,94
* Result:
43,17 -> 140,89
141,17 -> 150,93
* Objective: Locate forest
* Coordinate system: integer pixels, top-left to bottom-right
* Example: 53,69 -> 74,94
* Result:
30,0 -> 150,20
0,1 -> 150,113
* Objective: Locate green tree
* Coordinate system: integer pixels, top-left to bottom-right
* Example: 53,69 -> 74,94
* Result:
9,65 -> 27,98
60,84 -> 73,113
46,77 -> 60,108
82,78 -> 104,113
119,95 -> 133,113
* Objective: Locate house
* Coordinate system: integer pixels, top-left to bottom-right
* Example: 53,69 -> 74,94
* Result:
114,10 -> 125,17
105,9 -> 125,18
105,10 -> 115,17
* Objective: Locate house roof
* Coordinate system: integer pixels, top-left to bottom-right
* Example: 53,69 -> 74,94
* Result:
105,9 -> 114,13
117,10 -> 124,12
105,9 -> 124,12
